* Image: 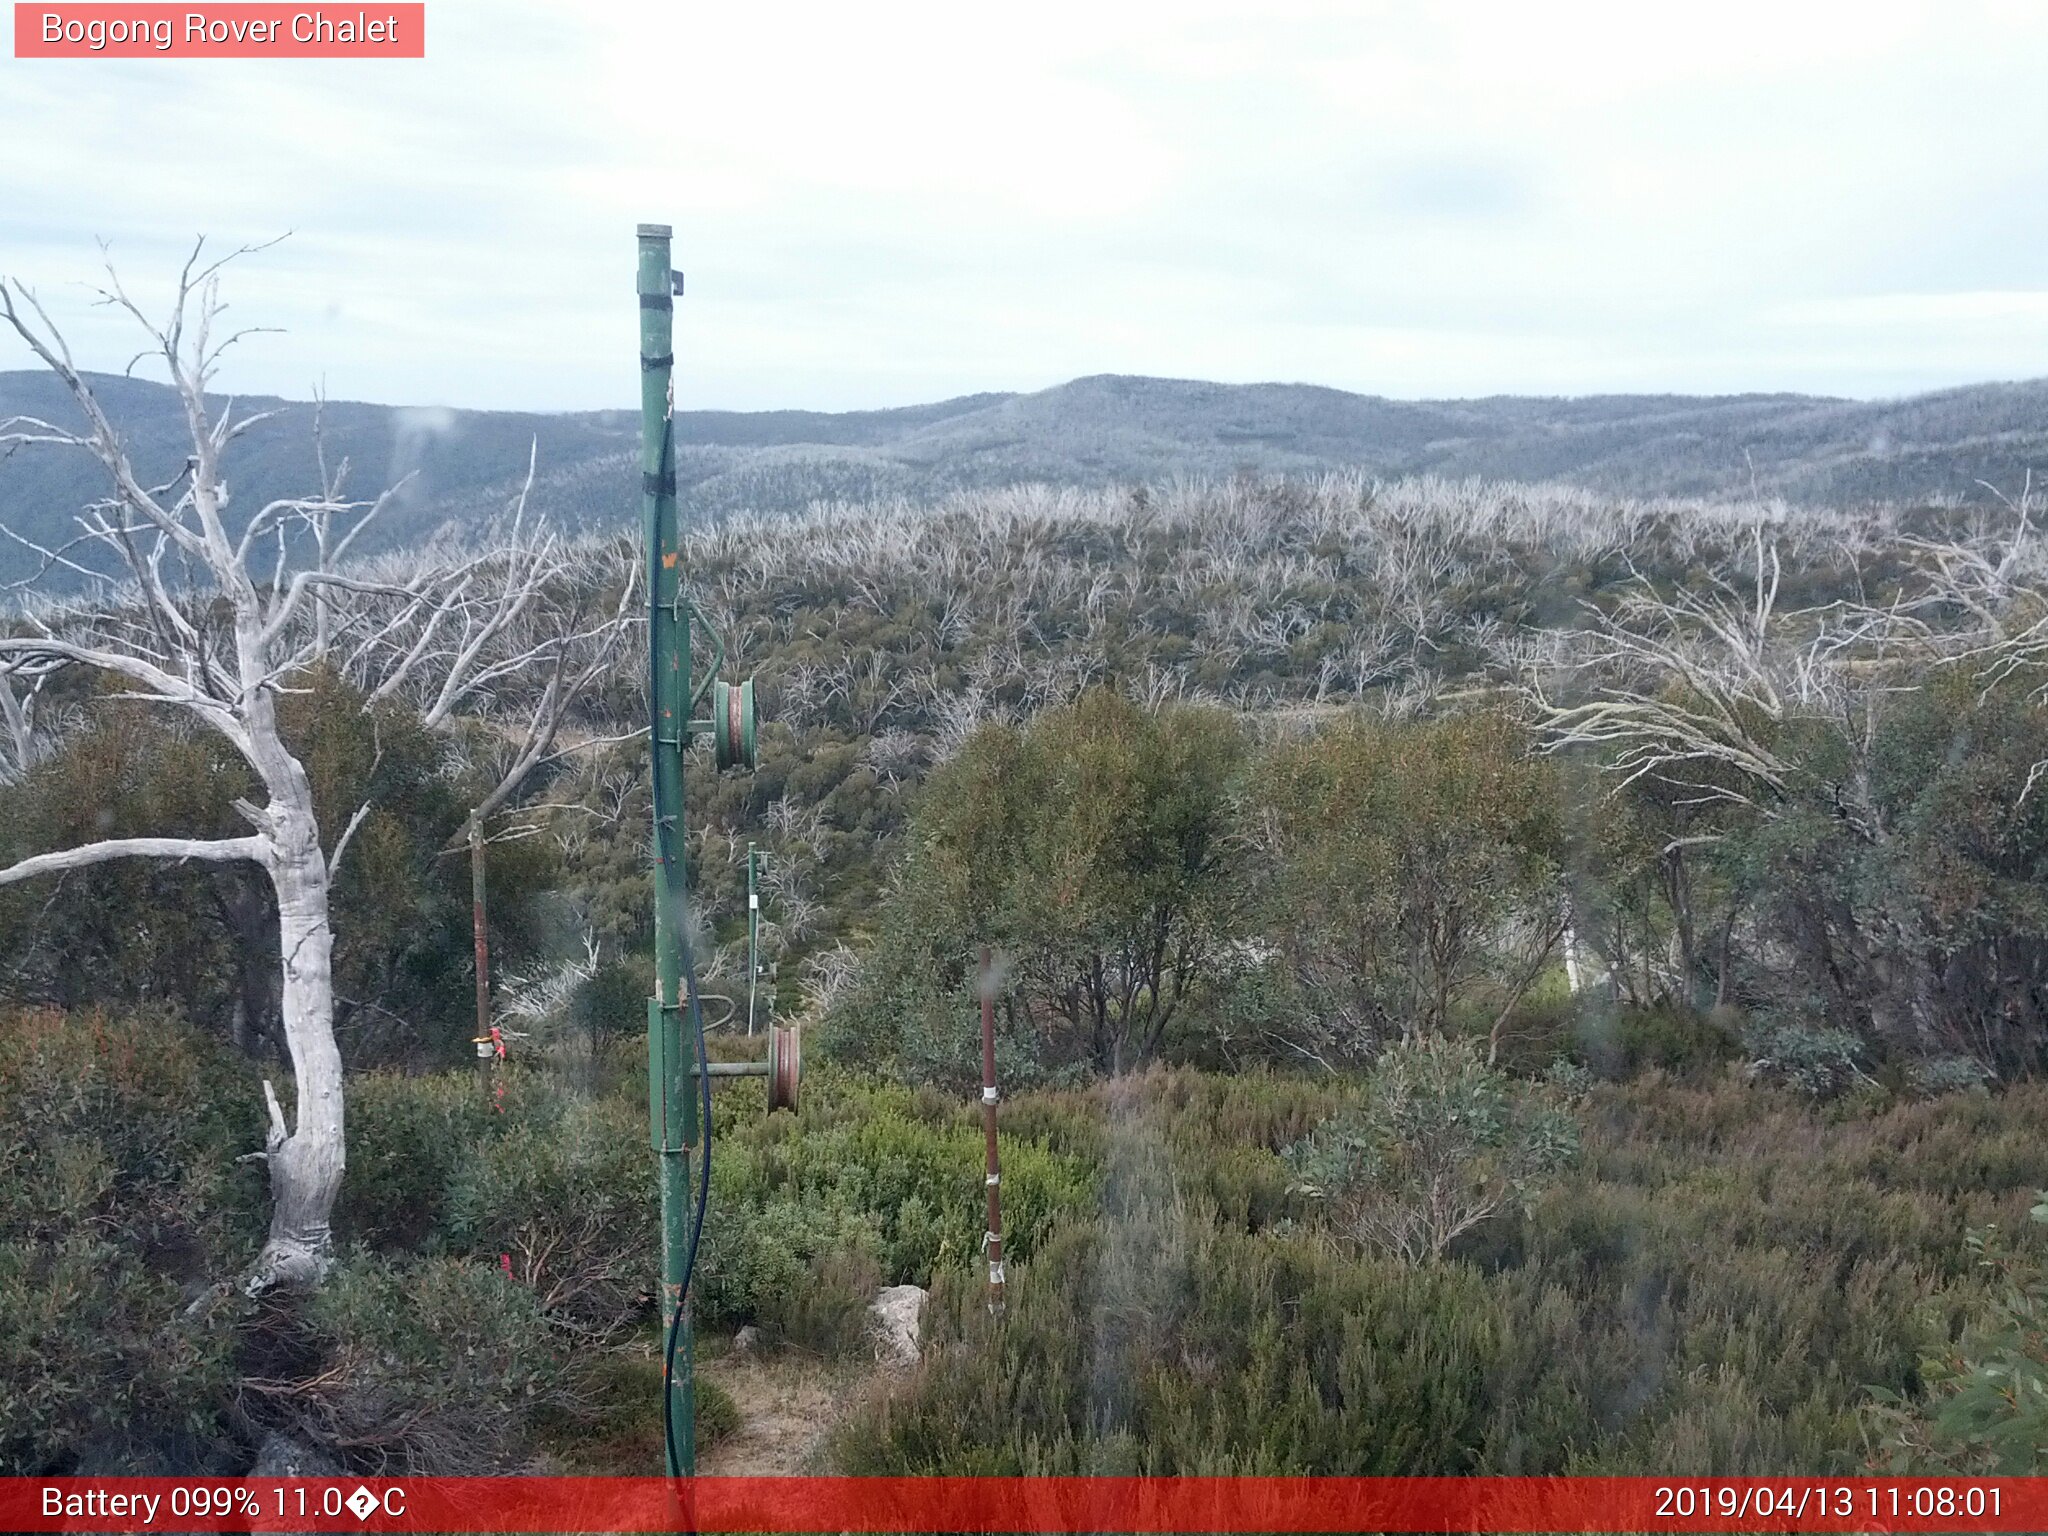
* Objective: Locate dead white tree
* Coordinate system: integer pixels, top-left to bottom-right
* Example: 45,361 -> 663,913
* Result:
1522,525 -> 1956,1034
1527,530 -> 1943,829
0,243 -> 629,1293
0,661 -> 58,782
1527,534 -> 1805,819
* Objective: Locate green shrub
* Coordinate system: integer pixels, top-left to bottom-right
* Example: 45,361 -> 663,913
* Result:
1868,1195 -> 2048,1473
336,1070 -> 498,1250
0,1009 -> 259,1474
1578,1003 -> 1742,1080
1906,1056 -> 1995,1099
571,956 -> 652,1050
1257,710 -> 1567,1056
693,1197 -> 882,1345
1481,969 -> 1582,1075
689,1069 -> 1096,1338
836,1214 -> 1518,1475
1743,1015 -> 1875,1097
0,1235 -> 245,1476
1286,1037 -> 1578,1262
834,1068 -> 2048,1477
832,690 -> 1247,1083
256,1254 -> 601,1474
762,1245 -> 887,1356
441,1094 -> 654,1336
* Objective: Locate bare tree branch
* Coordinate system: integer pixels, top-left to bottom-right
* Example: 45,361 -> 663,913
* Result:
0,834 -> 266,888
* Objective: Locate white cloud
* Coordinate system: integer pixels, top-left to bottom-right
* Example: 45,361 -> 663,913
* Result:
1,1 -> 2044,409
1768,292 -> 2048,326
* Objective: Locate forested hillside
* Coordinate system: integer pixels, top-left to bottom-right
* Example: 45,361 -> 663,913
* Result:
9,466 -> 2048,1477
7,368 -> 2048,589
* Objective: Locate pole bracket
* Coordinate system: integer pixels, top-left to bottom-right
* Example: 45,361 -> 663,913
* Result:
647,997 -> 688,1153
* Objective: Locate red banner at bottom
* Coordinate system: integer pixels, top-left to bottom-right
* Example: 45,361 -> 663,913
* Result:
3,1475 -> 2036,1533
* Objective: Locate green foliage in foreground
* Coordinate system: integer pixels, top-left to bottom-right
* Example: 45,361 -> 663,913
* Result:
341,1051 -> 1098,1347
692,1072 -> 1097,1344
837,1068 -> 2048,1476
0,1006 -> 1101,1473
14,1002 -> 2048,1478
279,1256 -> 584,1473
1868,1195 -> 2048,1473
0,1009 -> 260,1474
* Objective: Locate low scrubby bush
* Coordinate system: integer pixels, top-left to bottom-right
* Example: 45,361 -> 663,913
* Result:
0,1009 -> 260,1474
1742,1015 -> 1876,1097
1286,1038 -> 1578,1262
762,1245 -> 887,1356
337,1070 -> 499,1250
835,1069 -> 2048,1476
443,1093 -> 655,1335
248,1255 -> 602,1474
1868,1195 -> 2048,1473
1578,1002 -> 1742,1080
687,1070 -> 1096,1346
836,1211 -> 1521,1475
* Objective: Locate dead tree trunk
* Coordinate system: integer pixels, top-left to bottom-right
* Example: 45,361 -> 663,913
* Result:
0,244 -> 633,1294
244,802 -> 346,1291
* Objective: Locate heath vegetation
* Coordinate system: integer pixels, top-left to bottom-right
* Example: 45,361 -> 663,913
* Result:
7,306 -> 2048,1474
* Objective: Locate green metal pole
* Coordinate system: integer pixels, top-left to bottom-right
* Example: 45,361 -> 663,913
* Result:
639,222 -> 696,1475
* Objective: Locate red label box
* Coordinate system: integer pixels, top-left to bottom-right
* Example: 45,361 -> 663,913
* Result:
0,1476 -> 2039,1533
13,4 -> 425,56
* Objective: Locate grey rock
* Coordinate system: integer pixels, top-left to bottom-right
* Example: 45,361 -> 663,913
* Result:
868,1283 -> 927,1367
251,1431 -> 340,1478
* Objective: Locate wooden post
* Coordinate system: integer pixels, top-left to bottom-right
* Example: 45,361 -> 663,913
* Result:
980,946 -> 1005,1317
746,842 -> 760,1036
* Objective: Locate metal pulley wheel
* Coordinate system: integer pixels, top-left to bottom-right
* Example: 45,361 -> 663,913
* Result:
766,1020 -> 800,1113
712,678 -> 757,771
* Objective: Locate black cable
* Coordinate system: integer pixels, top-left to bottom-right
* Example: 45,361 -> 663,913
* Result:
659,921 -> 712,1482
648,406 -> 713,1485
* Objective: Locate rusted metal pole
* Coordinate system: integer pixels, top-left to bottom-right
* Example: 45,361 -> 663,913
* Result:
468,811 -> 495,1101
980,945 -> 1005,1316
746,842 -> 760,1036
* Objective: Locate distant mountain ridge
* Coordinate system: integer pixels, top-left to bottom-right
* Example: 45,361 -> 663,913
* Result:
2,369 -> 2044,588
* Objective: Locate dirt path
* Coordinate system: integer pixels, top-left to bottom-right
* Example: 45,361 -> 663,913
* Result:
696,1352 -> 889,1475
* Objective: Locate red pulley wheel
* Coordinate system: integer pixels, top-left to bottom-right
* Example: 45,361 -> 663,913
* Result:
712,678 -> 757,772
766,1021 -> 800,1113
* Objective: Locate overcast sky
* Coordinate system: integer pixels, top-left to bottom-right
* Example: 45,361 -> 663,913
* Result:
4,1 -> 2047,412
